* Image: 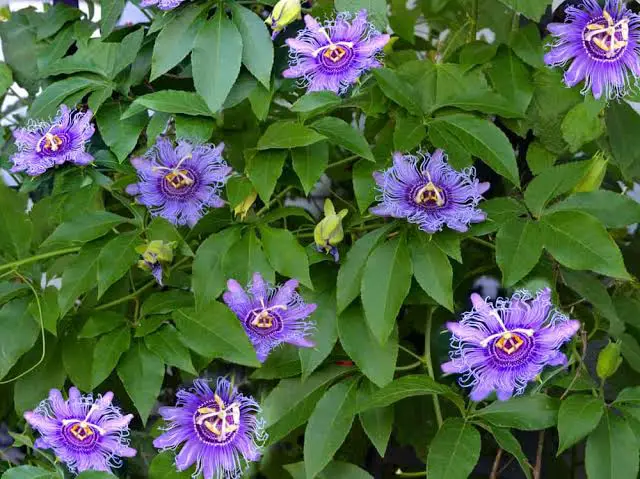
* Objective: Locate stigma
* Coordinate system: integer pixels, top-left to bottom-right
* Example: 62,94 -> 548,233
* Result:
584,10 -> 629,58
495,332 -> 525,355
36,133 -> 63,153
252,310 -> 275,329
164,169 -> 194,189
323,44 -> 348,63
69,422 -> 94,441
415,182 -> 445,206
196,394 -> 240,441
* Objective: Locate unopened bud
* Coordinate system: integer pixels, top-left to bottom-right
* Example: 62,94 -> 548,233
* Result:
573,151 -> 608,193
233,189 -> 258,221
596,341 -> 622,380
265,0 -> 301,39
314,199 -> 348,262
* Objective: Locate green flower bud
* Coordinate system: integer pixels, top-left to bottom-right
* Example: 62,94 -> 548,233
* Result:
265,0 -> 301,38
314,199 -> 348,254
573,151 -> 608,193
135,240 -> 176,266
233,189 -> 258,221
596,340 -> 622,380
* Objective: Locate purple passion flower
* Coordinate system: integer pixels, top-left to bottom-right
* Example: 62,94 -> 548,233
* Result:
545,0 -> 640,99
153,378 -> 266,479
11,105 -> 94,177
442,289 -> 580,401
24,388 -> 136,473
140,0 -> 185,10
223,272 -> 316,363
283,10 -> 390,94
126,138 -> 232,228
371,150 -> 490,234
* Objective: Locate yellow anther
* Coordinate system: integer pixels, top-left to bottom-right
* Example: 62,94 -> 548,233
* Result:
37,133 -> 63,152
251,310 -> 274,329
164,169 -> 193,189
414,182 -> 445,207
196,396 -> 241,441
323,44 -> 347,63
69,423 -> 94,441
495,332 -> 525,355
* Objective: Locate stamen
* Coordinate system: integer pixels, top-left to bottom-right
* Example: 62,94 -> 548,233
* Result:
583,10 -> 629,58
164,169 -> 194,189
36,133 -> 63,153
196,395 -> 241,441
479,328 -> 535,348
414,181 -> 445,206
252,310 -> 274,329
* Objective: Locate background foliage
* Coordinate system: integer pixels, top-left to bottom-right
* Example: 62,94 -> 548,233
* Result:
1,0 -> 640,478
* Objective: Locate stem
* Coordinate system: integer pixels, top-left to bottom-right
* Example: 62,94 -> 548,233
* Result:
0,247 -> 81,272
257,185 -> 295,216
560,328 -> 588,400
424,308 -> 444,429
327,155 -> 358,169
395,471 -> 426,478
398,344 -> 426,364
533,430 -> 545,479
490,449 -> 503,479
470,0 -> 479,41
395,360 -> 423,371
466,236 -> 495,250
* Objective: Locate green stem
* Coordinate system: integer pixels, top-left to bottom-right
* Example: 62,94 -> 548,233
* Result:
398,344 -> 426,364
257,185 -> 295,216
395,471 -> 426,478
0,247 -> 81,272
470,0 -> 479,41
327,155 -> 359,169
395,360 -> 423,371
467,236 -> 496,250
424,308 -> 444,429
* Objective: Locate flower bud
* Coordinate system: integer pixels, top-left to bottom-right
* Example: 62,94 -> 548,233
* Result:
314,199 -> 348,261
233,189 -> 258,221
596,340 -> 622,380
265,0 -> 301,39
135,240 -> 176,285
573,151 -> 608,193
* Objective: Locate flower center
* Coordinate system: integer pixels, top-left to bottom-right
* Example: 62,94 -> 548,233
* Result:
414,181 -> 445,207
36,133 -> 63,153
69,422 -> 94,441
164,169 -> 194,189
323,44 -> 348,63
194,394 -> 240,444
494,332 -> 525,355
252,310 -> 275,329
583,10 -> 629,60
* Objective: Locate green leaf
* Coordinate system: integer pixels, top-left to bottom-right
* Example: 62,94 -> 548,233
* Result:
117,341 -> 164,425
486,47 -> 533,116
497,0 -> 550,20
100,0 -> 125,38
97,232 -> 140,298
140,291 -> 193,317
262,365 -> 353,427
14,340 -> 65,415
76,472 -> 117,479
539,210 -> 629,279
621,333 -> 640,373
606,101 -> 640,179
97,101 -> 148,162
0,62 -> 13,97
358,375 -> 457,412
1,466 -> 57,479
0,11 -> 39,90
88,86 -> 113,115
146,112 -> 170,146
426,418 -> 481,479
393,113 -> 426,152
91,327 -> 130,388
562,269 -> 621,335
311,117 -> 375,162
257,121 -> 326,149
150,3 -> 207,80
358,380 -> 393,457
299,289 -> 338,380
291,91 -> 342,114
485,426 -> 532,479
230,3 -> 273,88
149,451 -> 192,479
192,9 -> 242,113
335,0 -> 387,30
496,218 -> 543,286
303,378 -> 359,479
372,68 -> 421,115
123,91 -> 212,118
428,114 -> 520,186
353,159 -> 379,213
36,4 -> 82,40
222,229 -> 275,285
41,211 -> 128,249
547,191 -> 640,229
259,226 -> 312,288
526,142 -> 556,175
192,228 -> 242,310
284,461 -> 372,479
58,242 -> 102,316
557,394 -> 604,455
561,101 -> 605,153
292,142 -> 330,195
145,325 -> 196,374
586,411 -> 639,479
175,115 -> 214,142
0,300 -> 39,381
338,304 -> 398,387
251,345 -> 301,379
510,24 -> 544,68
361,235 -> 412,344
473,394 -> 559,430
245,149 -> 287,202
408,233 -> 453,311
173,305 -> 260,367
62,336 -> 96,391
79,311 -> 126,338
28,76 -> 101,120
248,83 -> 273,121
0,184 -> 32,261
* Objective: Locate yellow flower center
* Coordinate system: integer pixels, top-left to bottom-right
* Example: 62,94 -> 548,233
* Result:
69,422 -> 94,441
252,310 -> 275,329
195,394 -> 240,441
37,133 -> 63,152
323,44 -> 348,63
584,10 -> 629,58
495,332 -> 525,355
164,169 -> 193,189
414,182 -> 445,206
